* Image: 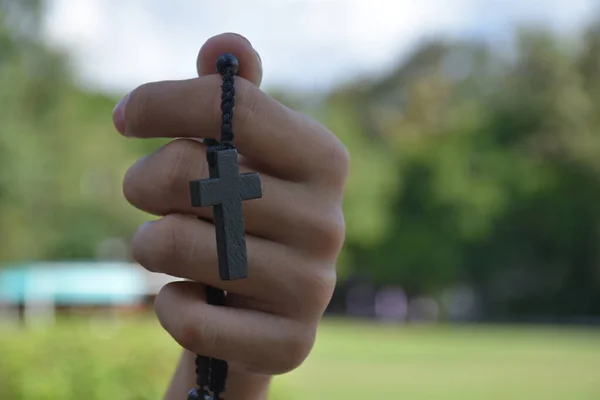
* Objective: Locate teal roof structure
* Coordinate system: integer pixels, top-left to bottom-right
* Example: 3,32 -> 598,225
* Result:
0,262 -> 147,305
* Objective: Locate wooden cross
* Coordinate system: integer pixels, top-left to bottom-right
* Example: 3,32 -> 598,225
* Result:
190,147 -> 262,280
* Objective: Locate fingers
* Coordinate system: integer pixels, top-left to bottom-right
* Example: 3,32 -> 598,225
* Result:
123,139 -> 344,254
113,32 -> 348,186
196,33 -> 263,86
155,281 -> 316,375
118,76 -> 347,186
116,32 -> 348,377
131,214 -> 335,314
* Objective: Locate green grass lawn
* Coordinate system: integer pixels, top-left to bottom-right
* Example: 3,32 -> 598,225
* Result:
1,317 -> 599,399
275,319 -> 600,399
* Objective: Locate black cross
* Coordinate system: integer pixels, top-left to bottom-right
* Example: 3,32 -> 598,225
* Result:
190,147 -> 262,280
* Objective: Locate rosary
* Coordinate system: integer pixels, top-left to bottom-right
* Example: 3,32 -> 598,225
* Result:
187,53 -> 262,400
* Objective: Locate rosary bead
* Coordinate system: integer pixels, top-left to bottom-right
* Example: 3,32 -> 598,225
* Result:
187,388 -> 212,400
216,53 -> 239,75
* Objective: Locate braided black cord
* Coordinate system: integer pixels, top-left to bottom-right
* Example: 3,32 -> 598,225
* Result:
219,65 -> 236,145
190,53 -> 239,400
205,286 -> 227,397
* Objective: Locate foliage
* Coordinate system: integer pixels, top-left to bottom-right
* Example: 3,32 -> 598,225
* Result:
0,318 -> 175,400
1,1 -> 600,318
0,0 -> 157,262
0,317 -> 291,399
323,33 -> 600,317
0,318 -> 599,399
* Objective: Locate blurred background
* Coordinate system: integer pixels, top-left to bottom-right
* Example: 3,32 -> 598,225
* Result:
1,0 -> 600,398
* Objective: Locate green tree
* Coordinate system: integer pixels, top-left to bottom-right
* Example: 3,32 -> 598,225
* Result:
0,0 -> 150,262
329,28 -> 600,317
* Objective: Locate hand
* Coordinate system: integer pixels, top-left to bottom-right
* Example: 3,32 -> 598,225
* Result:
113,33 -> 348,398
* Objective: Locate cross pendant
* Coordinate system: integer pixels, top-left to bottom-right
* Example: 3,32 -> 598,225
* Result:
190,147 -> 262,280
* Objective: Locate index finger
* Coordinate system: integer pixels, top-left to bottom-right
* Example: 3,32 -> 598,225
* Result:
116,74 -> 347,186
113,32 -> 349,186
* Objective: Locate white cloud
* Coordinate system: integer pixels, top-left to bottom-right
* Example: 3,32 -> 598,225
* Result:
42,0 -> 597,95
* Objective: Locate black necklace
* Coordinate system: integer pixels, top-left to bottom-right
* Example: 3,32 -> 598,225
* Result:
187,53 -> 262,400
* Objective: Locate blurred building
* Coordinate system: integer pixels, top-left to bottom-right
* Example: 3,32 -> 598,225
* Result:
0,262 -> 179,325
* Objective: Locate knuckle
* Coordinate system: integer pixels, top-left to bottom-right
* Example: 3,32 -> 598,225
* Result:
122,139 -> 203,213
275,326 -> 316,374
154,283 -> 216,353
312,269 -> 337,308
207,75 -> 225,128
324,139 -> 350,187
235,78 -> 262,128
159,139 -> 201,193
205,74 -> 261,132
298,268 -> 337,313
309,208 -> 346,258
177,305 -> 217,353
325,210 -> 347,251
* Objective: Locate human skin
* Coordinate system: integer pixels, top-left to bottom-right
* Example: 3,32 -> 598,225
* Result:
112,32 -> 349,399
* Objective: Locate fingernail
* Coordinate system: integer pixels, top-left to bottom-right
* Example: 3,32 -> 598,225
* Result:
113,93 -> 129,134
138,220 -> 155,233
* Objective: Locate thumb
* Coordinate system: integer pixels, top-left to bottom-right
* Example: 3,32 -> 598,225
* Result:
196,32 -> 263,87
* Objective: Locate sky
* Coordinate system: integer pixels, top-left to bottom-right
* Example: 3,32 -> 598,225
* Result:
42,0 -> 599,95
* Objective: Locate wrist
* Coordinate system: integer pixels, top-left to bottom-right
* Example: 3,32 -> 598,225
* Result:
220,368 -> 271,400
177,351 -> 271,400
